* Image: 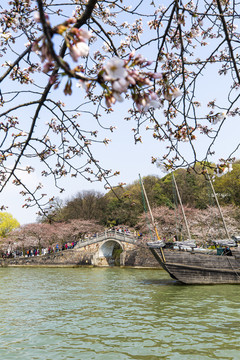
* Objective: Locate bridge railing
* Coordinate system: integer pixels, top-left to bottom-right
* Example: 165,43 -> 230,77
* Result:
91,229 -> 138,241
75,229 -> 140,248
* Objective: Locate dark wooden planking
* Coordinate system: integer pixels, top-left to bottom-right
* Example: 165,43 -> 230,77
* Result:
149,247 -> 240,284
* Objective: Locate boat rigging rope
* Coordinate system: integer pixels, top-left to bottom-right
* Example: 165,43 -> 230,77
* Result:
139,174 -> 166,263
139,176 -> 155,241
172,174 -> 181,240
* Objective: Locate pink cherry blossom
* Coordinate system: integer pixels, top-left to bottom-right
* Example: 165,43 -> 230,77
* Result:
70,42 -> 89,61
171,88 -> 182,99
104,57 -> 127,80
113,92 -> 124,103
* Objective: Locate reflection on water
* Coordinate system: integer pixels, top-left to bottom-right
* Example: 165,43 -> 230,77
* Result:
0,267 -> 240,360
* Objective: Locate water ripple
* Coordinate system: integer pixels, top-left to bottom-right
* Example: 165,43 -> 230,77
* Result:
1,267 -> 240,359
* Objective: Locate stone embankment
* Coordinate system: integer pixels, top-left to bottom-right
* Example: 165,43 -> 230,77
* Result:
0,243 -> 161,268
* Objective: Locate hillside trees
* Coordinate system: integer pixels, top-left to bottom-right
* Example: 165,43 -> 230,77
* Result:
170,167 -> 212,209
214,162 -> 240,206
0,0 -> 240,217
52,190 -> 107,221
47,168 -> 221,226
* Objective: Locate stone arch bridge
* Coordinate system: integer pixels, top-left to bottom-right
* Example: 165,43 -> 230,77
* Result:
1,230 -> 161,268
75,230 -> 142,266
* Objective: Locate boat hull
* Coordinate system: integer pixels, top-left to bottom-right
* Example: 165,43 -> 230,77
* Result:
149,247 -> 240,284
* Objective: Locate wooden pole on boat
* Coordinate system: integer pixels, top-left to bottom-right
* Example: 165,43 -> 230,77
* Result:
207,172 -> 231,240
172,173 -> 192,241
139,174 -> 166,263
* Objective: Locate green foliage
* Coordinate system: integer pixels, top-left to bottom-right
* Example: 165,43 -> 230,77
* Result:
45,191 -> 108,223
214,163 -> 240,206
0,212 -> 20,238
169,167 -> 211,209
104,186 -> 143,227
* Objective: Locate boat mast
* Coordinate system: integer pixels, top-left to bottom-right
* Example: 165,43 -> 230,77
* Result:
139,174 -> 165,263
172,173 -> 192,241
207,172 -> 231,240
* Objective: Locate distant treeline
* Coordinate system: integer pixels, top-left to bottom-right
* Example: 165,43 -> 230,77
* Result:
43,162 -> 240,227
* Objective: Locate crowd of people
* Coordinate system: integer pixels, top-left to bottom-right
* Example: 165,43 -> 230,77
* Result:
1,241 -> 78,259
46,241 -> 77,254
107,226 -> 143,238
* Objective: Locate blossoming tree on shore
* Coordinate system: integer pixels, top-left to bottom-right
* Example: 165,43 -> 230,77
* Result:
0,0 -> 239,216
2,218 -> 104,253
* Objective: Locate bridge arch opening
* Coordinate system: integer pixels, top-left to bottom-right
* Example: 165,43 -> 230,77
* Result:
99,240 -> 123,266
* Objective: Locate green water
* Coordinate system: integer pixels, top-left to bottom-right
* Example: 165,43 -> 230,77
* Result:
0,267 -> 240,360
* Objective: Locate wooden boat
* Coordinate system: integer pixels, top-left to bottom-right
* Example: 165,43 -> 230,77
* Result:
139,173 -> 240,285
147,239 -> 240,284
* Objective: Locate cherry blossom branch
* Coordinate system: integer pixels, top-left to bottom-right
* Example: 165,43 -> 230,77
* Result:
36,0 -> 95,82
91,18 -> 118,56
216,0 -> 240,85
0,46 -> 32,83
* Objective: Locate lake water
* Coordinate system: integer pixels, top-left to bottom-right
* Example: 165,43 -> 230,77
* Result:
0,267 -> 240,360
